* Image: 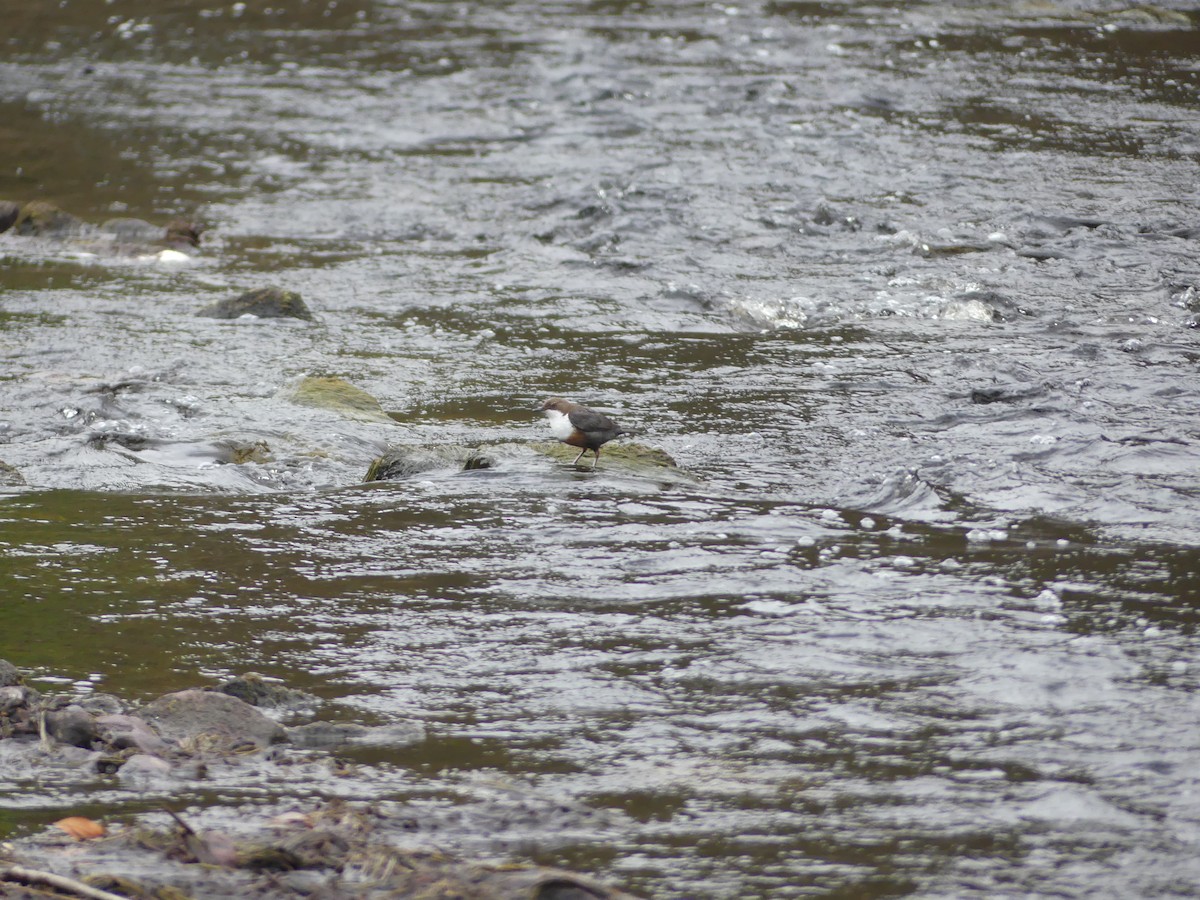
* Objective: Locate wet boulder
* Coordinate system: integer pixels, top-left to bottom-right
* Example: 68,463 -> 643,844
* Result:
969,381 -> 1047,405
95,713 -> 172,755
164,218 -> 204,248
0,658 -> 21,687
13,200 -> 84,237
365,444 -> 491,480
533,440 -> 678,470
212,672 -> 319,712
198,286 -> 313,321
0,200 -> 19,233
74,693 -> 125,716
116,752 -> 175,784
44,704 -> 99,748
0,684 -> 39,720
138,689 -> 287,752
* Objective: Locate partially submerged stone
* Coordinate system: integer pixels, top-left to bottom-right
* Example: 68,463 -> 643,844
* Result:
214,438 -> 273,465
0,200 -> 19,234
197,286 -> 313,321
288,720 -> 424,750
365,444 -> 488,480
12,200 -> 84,237
0,684 -> 38,719
0,658 -> 21,687
366,440 -> 680,482
116,752 -> 175,784
43,705 -> 98,749
212,672 -> 318,712
98,217 -> 164,242
532,439 -> 678,469
287,375 -> 392,423
138,689 -> 287,751
95,713 -> 172,755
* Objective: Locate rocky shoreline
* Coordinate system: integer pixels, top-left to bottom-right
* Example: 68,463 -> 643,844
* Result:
0,660 -> 637,899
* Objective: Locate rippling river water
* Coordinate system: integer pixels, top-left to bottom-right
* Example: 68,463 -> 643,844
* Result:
2,0 -> 1200,895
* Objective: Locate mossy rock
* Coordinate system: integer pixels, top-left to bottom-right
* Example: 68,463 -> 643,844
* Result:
215,439 -> 273,464
366,445 -> 492,481
366,440 -> 680,482
198,286 -> 313,321
288,376 -> 393,423
13,200 -> 84,237
532,440 -> 677,469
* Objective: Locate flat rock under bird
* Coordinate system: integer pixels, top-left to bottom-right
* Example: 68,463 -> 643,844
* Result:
540,397 -> 631,469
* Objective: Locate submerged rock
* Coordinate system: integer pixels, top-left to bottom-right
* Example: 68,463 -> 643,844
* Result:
969,382 -> 1047,404
215,438 -> 273,464
288,720 -> 425,750
365,444 -> 487,480
138,689 -> 288,751
287,375 -> 392,423
13,200 -> 84,237
198,286 -> 313,320
98,217 -> 166,242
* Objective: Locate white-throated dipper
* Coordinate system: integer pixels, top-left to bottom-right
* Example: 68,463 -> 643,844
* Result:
540,397 -> 631,469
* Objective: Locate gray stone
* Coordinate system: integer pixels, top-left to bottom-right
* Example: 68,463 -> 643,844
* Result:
139,689 -> 287,751
45,704 -> 98,748
0,659 -> 21,687
116,752 -> 174,784
213,672 -> 319,711
0,684 -> 38,715
96,713 -> 171,755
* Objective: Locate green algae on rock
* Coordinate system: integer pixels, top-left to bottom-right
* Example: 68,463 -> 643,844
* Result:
532,439 -> 677,470
287,375 -> 393,423
12,200 -> 84,237
365,440 -> 679,482
198,286 -> 313,321
365,444 -> 491,480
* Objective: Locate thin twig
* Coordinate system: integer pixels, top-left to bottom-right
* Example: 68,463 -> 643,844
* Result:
0,864 -> 129,900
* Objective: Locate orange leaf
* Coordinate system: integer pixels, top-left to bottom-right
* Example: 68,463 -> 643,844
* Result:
53,816 -> 107,841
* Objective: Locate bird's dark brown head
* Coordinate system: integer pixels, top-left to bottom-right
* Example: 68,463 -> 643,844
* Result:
540,397 -> 572,413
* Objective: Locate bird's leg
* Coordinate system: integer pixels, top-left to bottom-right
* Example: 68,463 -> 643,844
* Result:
591,449 -> 599,469
572,448 -> 587,466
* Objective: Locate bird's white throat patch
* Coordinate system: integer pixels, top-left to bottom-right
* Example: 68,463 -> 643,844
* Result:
543,409 -> 575,440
